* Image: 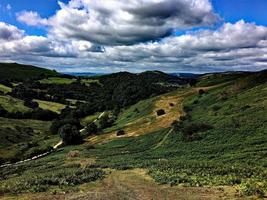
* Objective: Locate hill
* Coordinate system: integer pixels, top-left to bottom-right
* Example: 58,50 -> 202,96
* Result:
0,68 -> 266,199
0,63 -> 58,81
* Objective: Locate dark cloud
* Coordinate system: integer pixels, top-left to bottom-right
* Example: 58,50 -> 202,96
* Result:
0,22 -> 24,40
18,0 -> 219,45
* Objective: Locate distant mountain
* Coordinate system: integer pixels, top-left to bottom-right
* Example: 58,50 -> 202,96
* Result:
0,63 -> 58,80
64,72 -> 106,77
169,72 -> 200,78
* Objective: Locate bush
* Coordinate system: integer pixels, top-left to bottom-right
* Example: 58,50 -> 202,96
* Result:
67,150 -> 80,158
85,122 -> 98,136
156,109 -> 166,116
99,114 -> 115,129
198,89 -> 205,95
50,118 -> 81,135
0,105 -> 7,117
59,124 -> 83,145
169,103 -> 174,107
239,181 -> 265,197
117,130 -> 125,136
24,100 -> 39,109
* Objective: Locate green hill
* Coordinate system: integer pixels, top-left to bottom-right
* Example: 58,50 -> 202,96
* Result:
0,69 -> 266,199
0,63 -> 58,80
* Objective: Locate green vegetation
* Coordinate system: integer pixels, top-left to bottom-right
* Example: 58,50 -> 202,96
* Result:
0,84 -> 12,94
0,117 -> 55,163
33,99 -> 66,114
81,78 -> 100,86
0,95 -> 31,113
39,77 -> 76,85
0,63 -> 58,80
0,162 -> 105,194
0,67 -> 266,198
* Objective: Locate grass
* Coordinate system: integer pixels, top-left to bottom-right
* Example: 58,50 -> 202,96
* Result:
0,117 -> 56,163
33,99 -> 66,114
0,95 -> 31,113
39,77 -> 76,85
81,112 -> 101,126
81,79 -> 100,86
0,84 -> 12,94
0,71 -> 266,198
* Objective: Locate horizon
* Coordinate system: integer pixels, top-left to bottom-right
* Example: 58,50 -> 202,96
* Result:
1,0 -> 267,73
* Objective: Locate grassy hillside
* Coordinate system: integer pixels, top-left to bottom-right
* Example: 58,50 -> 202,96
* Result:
0,63 -> 58,80
39,77 -> 75,85
0,95 -> 31,113
0,84 -> 12,94
33,99 -> 66,114
0,70 -> 266,198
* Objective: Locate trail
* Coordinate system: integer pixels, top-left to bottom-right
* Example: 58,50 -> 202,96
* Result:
0,112 -> 105,168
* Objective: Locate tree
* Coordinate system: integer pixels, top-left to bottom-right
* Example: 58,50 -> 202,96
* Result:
85,122 -> 98,135
116,130 -> 125,136
0,105 -> 7,117
59,124 -> 82,145
156,109 -> 165,116
99,114 -> 115,129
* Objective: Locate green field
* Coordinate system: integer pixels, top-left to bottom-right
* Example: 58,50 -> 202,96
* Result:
0,95 -> 31,113
81,79 -> 100,86
39,77 -> 76,85
33,99 -> 66,114
0,84 -> 12,94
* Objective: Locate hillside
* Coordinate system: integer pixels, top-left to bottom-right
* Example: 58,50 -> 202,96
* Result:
0,68 -> 266,199
0,63 -> 58,80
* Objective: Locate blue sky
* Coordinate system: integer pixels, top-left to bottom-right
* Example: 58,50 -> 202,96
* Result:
1,0 -> 267,36
0,0 -> 267,73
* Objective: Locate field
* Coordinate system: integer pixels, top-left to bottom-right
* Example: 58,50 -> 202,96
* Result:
33,99 -> 66,114
39,77 -> 76,85
0,84 -> 12,94
0,95 -> 31,113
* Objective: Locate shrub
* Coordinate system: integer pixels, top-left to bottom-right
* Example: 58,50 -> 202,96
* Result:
50,118 -> 81,135
99,114 -> 115,129
67,150 -> 80,158
59,124 -> 83,145
212,105 -> 221,111
198,89 -> 205,95
24,100 -> 39,109
117,130 -> 125,136
239,181 -> 265,197
169,103 -> 174,107
85,122 -> 98,136
156,109 -> 166,116
0,105 -> 7,117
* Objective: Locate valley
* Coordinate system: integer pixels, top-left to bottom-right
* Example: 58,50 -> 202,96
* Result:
0,63 -> 266,199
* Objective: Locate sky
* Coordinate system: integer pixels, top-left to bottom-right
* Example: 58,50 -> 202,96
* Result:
0,0 -> 267,73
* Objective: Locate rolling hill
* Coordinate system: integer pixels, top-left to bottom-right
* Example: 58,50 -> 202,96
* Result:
0,63 -> 58,80
0,65 -> 266,199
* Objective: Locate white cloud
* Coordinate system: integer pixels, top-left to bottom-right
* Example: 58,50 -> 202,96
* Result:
0,22 -> 24,41
16,11 -> 48,26
17,0 -> 219,45
6,4 -> 11,10
2,1 -> 267,73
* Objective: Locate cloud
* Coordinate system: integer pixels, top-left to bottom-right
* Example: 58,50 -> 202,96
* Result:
16,11 -> 48,26
6,4 -> 11,10
0,22 -> 24,41
18,0 -> 219,45
1,20 -> 267,72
